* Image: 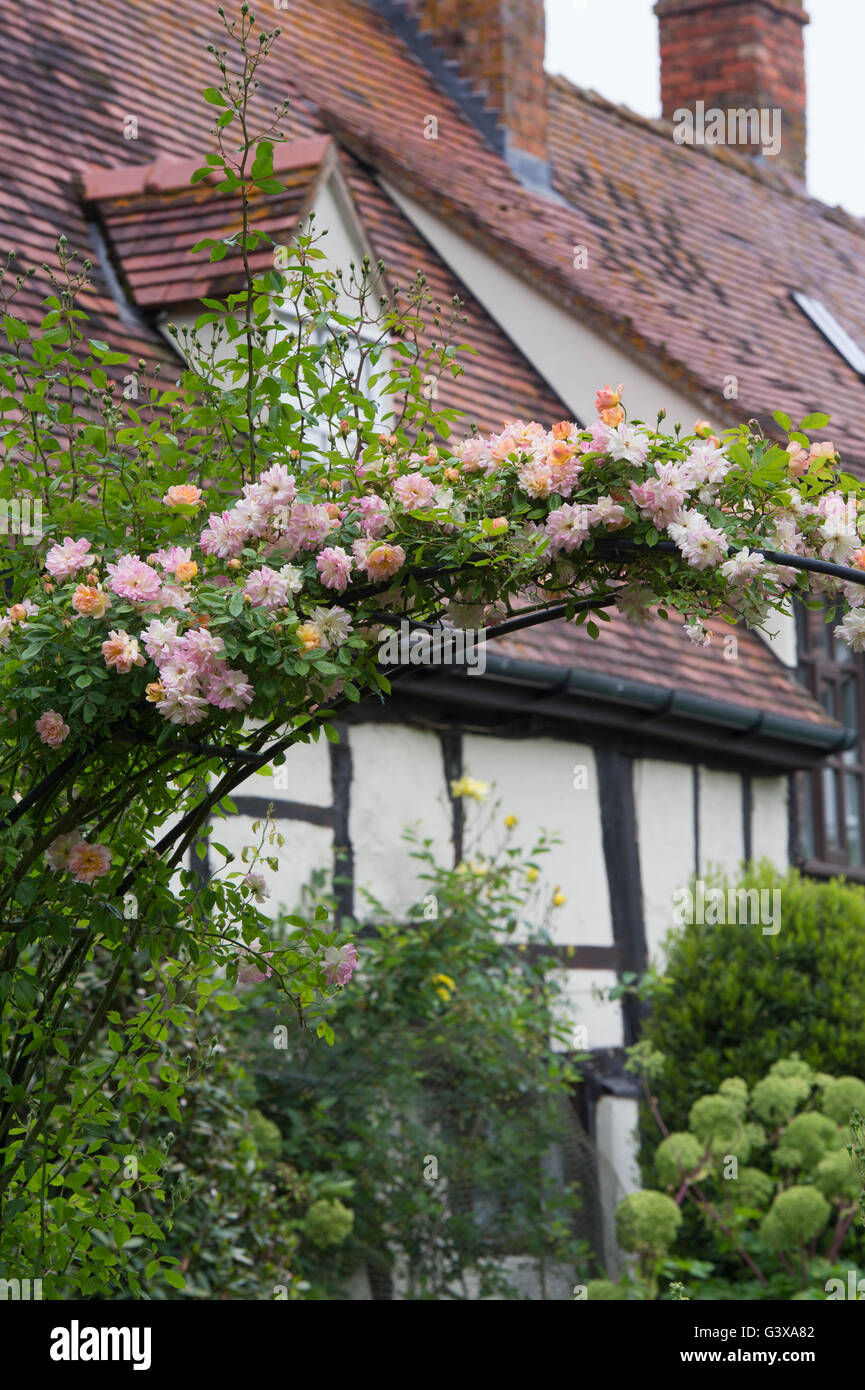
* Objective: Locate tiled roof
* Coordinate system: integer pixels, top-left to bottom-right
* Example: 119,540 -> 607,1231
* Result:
0,0 -> 840,733
82,137 -> 331,306
497,611 -> 832,729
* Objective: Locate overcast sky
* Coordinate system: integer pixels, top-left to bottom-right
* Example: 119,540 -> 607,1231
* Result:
546,0 -> 865,218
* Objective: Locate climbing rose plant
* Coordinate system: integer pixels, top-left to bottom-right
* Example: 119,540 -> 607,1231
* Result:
1,7 -> 864,1296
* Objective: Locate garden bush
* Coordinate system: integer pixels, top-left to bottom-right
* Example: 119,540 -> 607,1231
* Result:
608,1050 -> 865,1300
640,863 -> 865,1142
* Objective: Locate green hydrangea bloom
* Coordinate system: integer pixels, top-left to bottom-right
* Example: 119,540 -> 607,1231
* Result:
759,1186 -> 831,1251
751,1075 -> 808,1127
249,1108 -> 282,1164
774,1112 -> 840,1172
769,1055 -> 814,1086
718,1077 -> 749,1119
616,1190 -> 683,1255
813,1149 -> 860,1203
688,1094 -> 740,1145
655,1132 -> 707,1189
304,1197 -> 355,1249
820,1077 -> 865,1126
743,1121 -> 767,1152
586,1278 -> 626,1300
723,1165 -> 774,1212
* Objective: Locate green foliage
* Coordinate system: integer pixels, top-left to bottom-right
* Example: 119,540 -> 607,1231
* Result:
618,1052 -> 864,1300
760,1186 -> 831,1251
641,864 -> 865,1137
304,1199 -> 354,1250
237,814 -> 590,1299
616,1191 -> 683,1257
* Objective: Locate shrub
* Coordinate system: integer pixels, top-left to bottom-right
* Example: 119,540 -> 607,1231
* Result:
641,865 -> 865,1140
617,1054 -> 864,1299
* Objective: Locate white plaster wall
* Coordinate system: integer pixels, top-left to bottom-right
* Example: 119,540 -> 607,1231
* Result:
632,758 -> 694,965
384,188 -> 713,433
595,1096 -> 641,1276
348,723 -> 452,919
550,968 -> 623,1053
751,775 -> 790,869
207,812 -> 334,918
755,600 -> 798,668
460,734 -> 613,944
229,732 -> 333,807
699,766 -> 745,880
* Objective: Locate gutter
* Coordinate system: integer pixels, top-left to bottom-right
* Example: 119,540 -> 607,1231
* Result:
386,650 -> 851,772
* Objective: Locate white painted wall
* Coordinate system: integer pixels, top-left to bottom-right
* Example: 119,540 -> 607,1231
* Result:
551,968 -> 623,1053
230,730 -> 333,807
632,758 -> 695,964
208,812 -> 334,918
595,1095 -> 641,1276
699,766 -> 745,879
348,722 -> 453,919
461,733 -> 613,944
751,775 -> 790,869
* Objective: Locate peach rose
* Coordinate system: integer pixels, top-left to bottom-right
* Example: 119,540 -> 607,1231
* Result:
786,442 -> 810,478
594,383 -> 624,413
35,709 -> 70,748
67,841 -> 112,884
163,484 -> 203,507
296,623 -> 321,651
72,584 -> 111,618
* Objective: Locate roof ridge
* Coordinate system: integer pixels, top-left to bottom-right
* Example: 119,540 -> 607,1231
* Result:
547,71 -> 865,239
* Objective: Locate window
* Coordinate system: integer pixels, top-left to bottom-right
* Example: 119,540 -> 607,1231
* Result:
791,292 -> 865,379
795,602 -> 865,871
275,312 -> 388,455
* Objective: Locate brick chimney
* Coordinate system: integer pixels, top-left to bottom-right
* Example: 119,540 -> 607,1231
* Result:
401,0 -> 550,189
653,0 -> 809,182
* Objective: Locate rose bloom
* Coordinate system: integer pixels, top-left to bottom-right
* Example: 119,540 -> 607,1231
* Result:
67,840 -> 112,884
323,943 -> 359,986
316,545 -> 353,592
45,830 -> 84,873
45,536 -> 92,581
296,622 -> 321,651
106,554 -> 162,604
72,583 -> 111,618
163,484 -> 203,507
354,540 -> 405,582
786,441 -> 810,477
174,560 -> 198,583
36,709 -> 70,748
102,629 -> 145,673
393,471 -> 435,510
594,383 -> 623,413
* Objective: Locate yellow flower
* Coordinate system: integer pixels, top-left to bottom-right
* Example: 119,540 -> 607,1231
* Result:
505,814 -> 519,829
553,890 -> 567,907
296,622 -> 321,651
526,868 -> 539,883
431,973 -> 456,1002
450,776 -> 489,801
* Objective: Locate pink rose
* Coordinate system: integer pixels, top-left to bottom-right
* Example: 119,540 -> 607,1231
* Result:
35,709 -> 70,748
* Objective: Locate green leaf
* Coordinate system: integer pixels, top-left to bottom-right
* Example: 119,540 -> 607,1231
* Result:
773,410 -> 792,432
800,412 -> 830,431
